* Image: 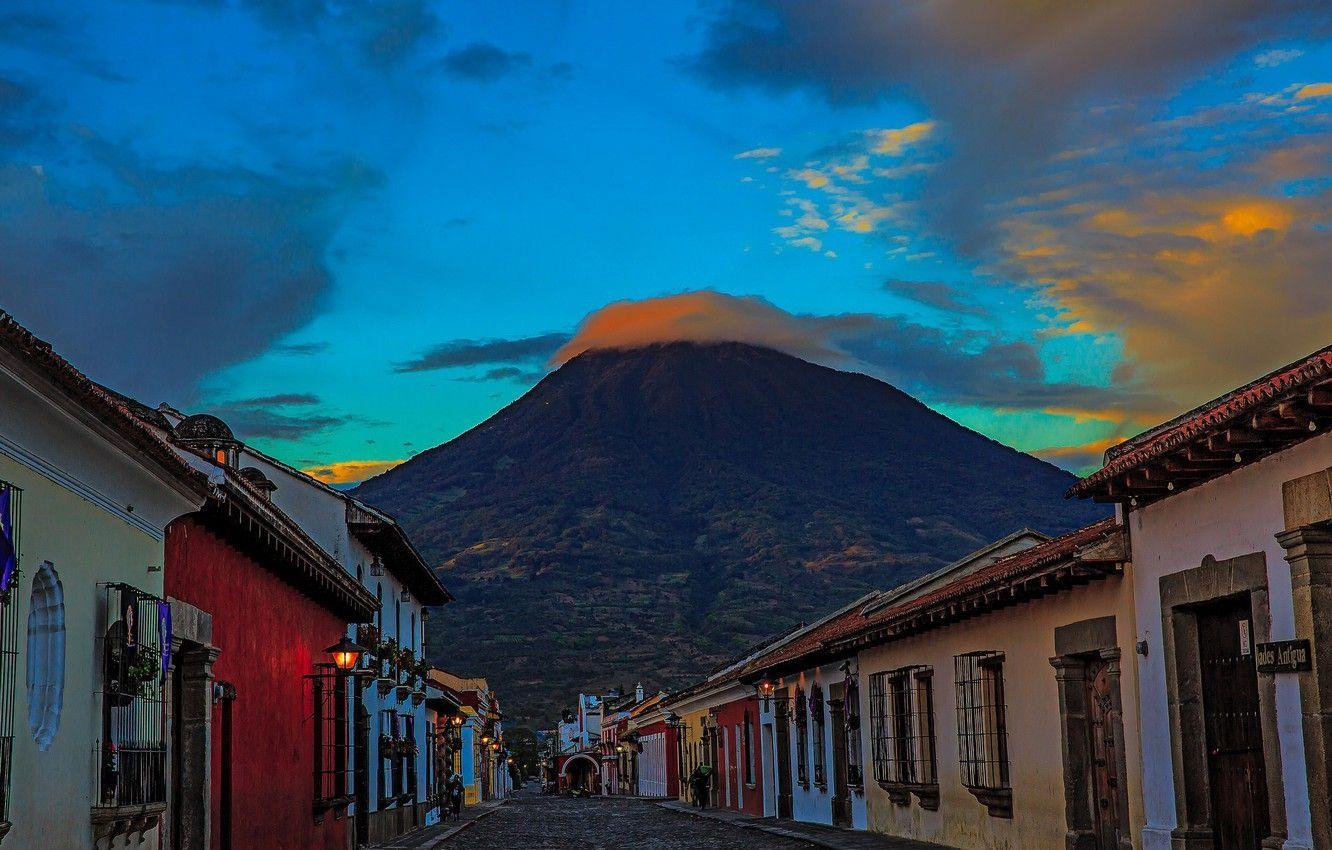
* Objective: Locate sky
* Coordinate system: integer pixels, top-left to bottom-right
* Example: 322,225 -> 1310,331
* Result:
2,1 -> 1330,483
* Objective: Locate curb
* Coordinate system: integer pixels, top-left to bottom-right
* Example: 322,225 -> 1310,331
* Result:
428,800 -> 509,847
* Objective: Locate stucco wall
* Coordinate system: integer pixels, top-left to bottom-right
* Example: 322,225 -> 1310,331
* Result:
165,516 -> 348,850
713,696 -> 764,816
1130,433 -> 1331,850
856,573 -> 1143,850
0,363 -> 196,849
777,661 -> 869,830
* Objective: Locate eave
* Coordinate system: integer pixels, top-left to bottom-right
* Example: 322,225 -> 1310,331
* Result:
347,501 -> 452,605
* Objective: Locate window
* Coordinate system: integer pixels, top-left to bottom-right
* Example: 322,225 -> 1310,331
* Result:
94,583 -> 167,809
311,670 -> 349,815
844,674 -> 864,787
26,562 -> 64,751
404,714 -> 417,802
743,710 -> 754,786
794,688 -> 809,787
0,482 -> 20,832
869,666 -> 937,807
955,651 -> 1011,816
809,684 -> 826,787
409,613 -> 416,652
379,709 -> 397,803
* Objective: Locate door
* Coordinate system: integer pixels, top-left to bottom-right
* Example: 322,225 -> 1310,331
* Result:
1198,598 -> 1269,850
775,701 -> 793,818
829,683 -> 852,828
1083,658 -> 1122,850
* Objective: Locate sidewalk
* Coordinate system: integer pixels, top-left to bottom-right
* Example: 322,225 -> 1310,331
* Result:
366,799 -> 508,850
657,800 -> 953,850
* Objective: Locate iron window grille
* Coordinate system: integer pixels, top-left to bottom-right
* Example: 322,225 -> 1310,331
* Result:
955,651 -> 1011,814
844,674 -> 865,788
869,666 -> 938,808
310,666 -> 351,818
794,688 -> 809,787
809,684 -> 826,787
404,714 -> 417,804
93,582 -> 168,810
0,482 -> 20,836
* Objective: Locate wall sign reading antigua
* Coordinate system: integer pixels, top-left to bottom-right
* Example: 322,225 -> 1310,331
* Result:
1255,639 -> 1313,673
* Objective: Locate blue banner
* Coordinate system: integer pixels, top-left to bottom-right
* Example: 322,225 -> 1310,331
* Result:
0,488 -> 15,592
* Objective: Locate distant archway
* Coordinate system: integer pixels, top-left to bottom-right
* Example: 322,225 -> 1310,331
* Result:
561,753 -> 599,792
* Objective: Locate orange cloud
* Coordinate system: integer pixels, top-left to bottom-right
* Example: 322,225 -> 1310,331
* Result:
551,291 -> 848,365
871,121 -> 935,156
303,459 -> 403,485
1294,82 -> 1332,100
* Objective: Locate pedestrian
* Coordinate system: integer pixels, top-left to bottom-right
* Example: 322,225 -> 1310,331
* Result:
688,763 -> 712,810
446,771 -> 465,821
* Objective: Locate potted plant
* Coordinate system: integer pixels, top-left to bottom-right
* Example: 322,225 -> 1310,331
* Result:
375,638 -> 397,696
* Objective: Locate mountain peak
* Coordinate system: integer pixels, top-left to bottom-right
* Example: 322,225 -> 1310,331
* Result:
354,341 -> 1107,722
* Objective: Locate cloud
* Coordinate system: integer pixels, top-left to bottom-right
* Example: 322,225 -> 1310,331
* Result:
735,147 -> 781,160
690,1 -> 1332,244
302,459 -> 403,486
439,41 -> 533,82
0,140 -> 382,403
1294,82 -> 1332,100
272,341 -> 330,356
871,121 -> 934,156
231,392 -> 321,406
1031,436 -> 1130,474
1255,48 -> 1303,68
451,366 -> 548,384
393,332 -> 570,373
883,279 -> 989,317
204,400 -> 350,442
551,290 -> 1169,418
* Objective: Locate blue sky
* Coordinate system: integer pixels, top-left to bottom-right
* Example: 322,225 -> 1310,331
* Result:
2,1 -> 1330,482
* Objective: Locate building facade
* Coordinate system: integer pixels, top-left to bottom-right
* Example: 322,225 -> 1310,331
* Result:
1074,344 -> 1332,850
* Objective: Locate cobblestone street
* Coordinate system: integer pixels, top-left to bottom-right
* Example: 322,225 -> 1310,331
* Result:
450,794 -> 819,849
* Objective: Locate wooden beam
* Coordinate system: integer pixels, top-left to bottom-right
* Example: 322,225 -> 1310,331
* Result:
1309,383 -> 1332,408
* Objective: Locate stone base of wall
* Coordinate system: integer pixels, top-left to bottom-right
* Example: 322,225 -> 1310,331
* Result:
365,802 -> 431,845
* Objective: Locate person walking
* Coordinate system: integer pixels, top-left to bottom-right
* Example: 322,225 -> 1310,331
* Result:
688,763 -> 712,810
446,771 -> 465,821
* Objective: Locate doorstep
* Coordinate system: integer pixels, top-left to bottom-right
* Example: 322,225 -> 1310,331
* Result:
656,800 -> 954,850
366,799 -> 507,850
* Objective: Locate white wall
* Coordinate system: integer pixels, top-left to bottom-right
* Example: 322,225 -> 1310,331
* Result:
779,660 -> 868,830
1130,433 -> 1330,850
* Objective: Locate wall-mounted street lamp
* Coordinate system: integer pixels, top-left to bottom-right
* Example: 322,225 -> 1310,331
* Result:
370,554 -> 385,576
325,636 -> 366,672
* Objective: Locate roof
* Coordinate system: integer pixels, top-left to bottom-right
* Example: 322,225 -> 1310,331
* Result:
240,443 -> 452,605
0,311 -> 207,502
1073,344 -> 1332,504
673,520 -> 1125,693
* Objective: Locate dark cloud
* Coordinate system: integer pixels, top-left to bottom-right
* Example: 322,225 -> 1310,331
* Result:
394,333 -> 570,373
206,404 -> 350,442
883,279 -> 989,318
439,42 -> 533,82
232,392 -> 321,406
690,1 -> 1332,247
272,341 -> 330,356
444,216 -> 472,228
355,0 -> 445,67
451,366 -> 548,384
547,61 -> 574,80
0,137 -> 383,403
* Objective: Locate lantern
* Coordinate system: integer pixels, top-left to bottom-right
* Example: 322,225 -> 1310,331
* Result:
324,636 -> 365,672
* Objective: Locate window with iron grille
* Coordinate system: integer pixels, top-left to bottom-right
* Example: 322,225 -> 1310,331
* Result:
844,674 -> 865,787
869,666 -> 937,802
380,709 -> 403,803
94,583 -> 167,810
794,688 -> 809,787
0,482 -> 20,833
955,652 -> 1009,792
311,668 -> 350,815
809,684 -> 826,787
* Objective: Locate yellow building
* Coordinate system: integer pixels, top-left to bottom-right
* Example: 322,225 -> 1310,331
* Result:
847,520 -> 1143,850
0,313 -> 205,848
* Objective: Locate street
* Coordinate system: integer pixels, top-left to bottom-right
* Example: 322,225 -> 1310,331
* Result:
451,793 -> 818,849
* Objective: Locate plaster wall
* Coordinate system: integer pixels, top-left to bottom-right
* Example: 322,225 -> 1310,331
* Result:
778,661 -> 869,830
0,366 -> 195,849
856,573 -> 1142,850
1129,433 -> 1332,850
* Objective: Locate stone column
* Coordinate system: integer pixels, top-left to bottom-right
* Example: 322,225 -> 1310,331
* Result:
1278,523 -> 1332,850
177,645 -> 221,850
1050,657 -> 1094,850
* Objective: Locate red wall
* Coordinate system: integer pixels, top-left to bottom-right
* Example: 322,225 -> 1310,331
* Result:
662,723 -> 680,798
713,696 -> 764,816
166,516 -> 348,850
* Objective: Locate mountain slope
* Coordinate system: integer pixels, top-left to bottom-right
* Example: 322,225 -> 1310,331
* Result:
353,342 -> 1108,722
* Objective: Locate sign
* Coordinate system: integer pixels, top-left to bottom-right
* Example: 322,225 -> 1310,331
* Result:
1256,639 -> 1312,673
1239,619 -> 1251,656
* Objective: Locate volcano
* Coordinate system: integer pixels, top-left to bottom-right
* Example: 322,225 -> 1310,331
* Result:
352,342 -> 1108,722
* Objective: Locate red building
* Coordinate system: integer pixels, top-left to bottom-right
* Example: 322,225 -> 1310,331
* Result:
710,694 -> 764,816
162,414 -> 377,850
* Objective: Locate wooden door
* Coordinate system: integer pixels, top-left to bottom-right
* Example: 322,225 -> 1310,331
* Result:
829,684 -> 852,828
1084,659 -> 1122,850
1198,598 -> 1269,850
775,701 -> 793,818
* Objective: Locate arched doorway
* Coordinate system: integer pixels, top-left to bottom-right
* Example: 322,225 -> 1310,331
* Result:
561,754 -> 599,793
